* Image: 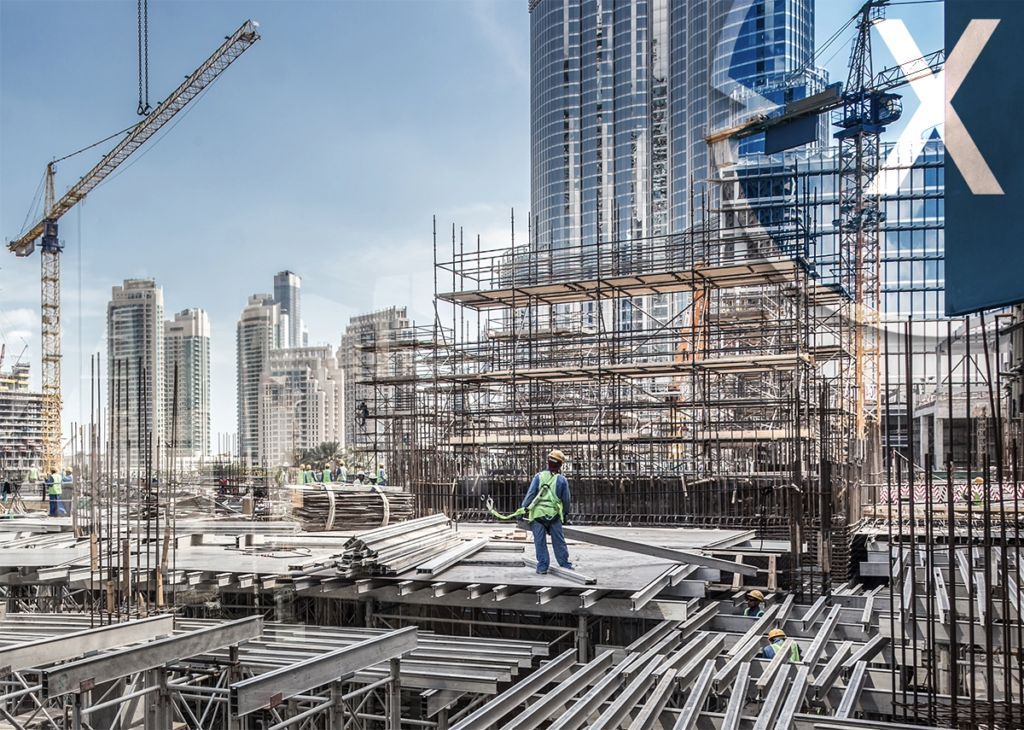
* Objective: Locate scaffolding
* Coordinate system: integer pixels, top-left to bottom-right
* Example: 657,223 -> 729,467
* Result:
355,199 -> 863,593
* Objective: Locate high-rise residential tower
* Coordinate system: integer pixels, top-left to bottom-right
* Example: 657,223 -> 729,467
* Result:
237,295 -> 281,466
107,279 -> 164,473
163,309 -> 211,461
529,0 -> 817,249
258,346 -> 345,467
273,271 -> 302,349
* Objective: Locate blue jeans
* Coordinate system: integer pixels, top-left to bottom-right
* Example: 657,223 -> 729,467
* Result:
48,493 -> 65,517
531,518 -> 571,572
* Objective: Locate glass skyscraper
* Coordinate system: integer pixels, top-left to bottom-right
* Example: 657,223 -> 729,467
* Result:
529,0 -> 817,251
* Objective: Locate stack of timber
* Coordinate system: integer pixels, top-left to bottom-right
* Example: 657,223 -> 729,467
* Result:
292,485 -> 414,531
334,514 -> 469,577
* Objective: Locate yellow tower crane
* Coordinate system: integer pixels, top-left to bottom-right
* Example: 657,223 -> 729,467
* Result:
7,20 -> 260,474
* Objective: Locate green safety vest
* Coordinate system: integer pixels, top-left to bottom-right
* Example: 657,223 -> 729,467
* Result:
528,471 -> 563,521
322,469 -> 332,482
339,467 -> 347,482
47,477 -> 62,496
771,639 -> 801,663
29,468 -> 38,482
377,468 -> 386,483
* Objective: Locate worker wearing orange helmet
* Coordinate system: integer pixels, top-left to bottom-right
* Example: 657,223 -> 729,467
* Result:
522,450 -> 572,574
744,589 -> 766,617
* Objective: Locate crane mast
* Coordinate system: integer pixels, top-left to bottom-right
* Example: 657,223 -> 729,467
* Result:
7,20 -> 260,473
833,0 -> 900,441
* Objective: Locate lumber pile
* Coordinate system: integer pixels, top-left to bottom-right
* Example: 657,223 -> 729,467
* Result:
293,485 -> 414,531
334,514 -> 467,576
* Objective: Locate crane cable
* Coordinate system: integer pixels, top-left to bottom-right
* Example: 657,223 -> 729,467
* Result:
137,0 -> 151,116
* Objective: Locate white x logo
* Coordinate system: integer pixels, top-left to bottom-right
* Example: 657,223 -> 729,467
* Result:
873,19 -> 946,196
874,17 -> 1003,196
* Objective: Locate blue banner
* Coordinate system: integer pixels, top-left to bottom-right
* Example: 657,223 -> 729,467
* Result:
945,1 -> 1024,314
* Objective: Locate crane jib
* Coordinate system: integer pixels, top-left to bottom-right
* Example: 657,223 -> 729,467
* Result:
7,19 -> 260,256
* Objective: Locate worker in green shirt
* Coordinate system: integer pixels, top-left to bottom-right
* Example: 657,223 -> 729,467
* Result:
760,629 -> 801,662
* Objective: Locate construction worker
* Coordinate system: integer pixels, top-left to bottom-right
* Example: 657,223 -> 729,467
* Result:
522,450 -> 572,574
355,470 -> 366,485
322,464 -> 333,484
335,461 -> 348,483
744,589 -> 766,617
971,476 -> 985,506
46,469 -> 66,517
62,468 -> 73,515
760,629 -> 801,662
376,463 -> 387,486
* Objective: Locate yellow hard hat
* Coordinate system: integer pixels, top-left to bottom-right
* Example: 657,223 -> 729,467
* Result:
747,589 -> 765,602
548,449 -> 566,463
340,461 -> 345,466
65,467 -> 72,473
973,477 -> 984,484
768,629 -> 786,641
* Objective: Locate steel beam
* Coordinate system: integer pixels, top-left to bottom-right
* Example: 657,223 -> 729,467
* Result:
771,665 -> 810,730
801,596 -> 828,631
751,664 -> 791,730
721,662 -> 751,730
523,557 -> 596,584
625,665 -> 679,730
727,605 -> 779,658
448,648 -> 581,730
229,626 -> 416,717
835,661 -> 867,718
561,527 -> 757,576
842,635 -> 888,670
499,652 -> 614,730
0,615 -> 173,674
672,659 -> 715,730
810,640 -> 852,699
802,605 -> 842,670
43,616 -> 261,699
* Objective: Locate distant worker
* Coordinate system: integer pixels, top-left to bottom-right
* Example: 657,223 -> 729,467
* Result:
322,464 -> 333,484
354,470 -> 367,485
971,476 -> 985,506
521,450 -> 572,575
335,461 -> 348,483
376,463 -> 387,486
357,401 -> 369,428
744,590 -> 766,617
760,629 -> 800,662
63,468 -> 73,514
46,469 -> 66,517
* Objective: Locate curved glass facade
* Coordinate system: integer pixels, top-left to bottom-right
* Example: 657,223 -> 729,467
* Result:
529,0 -> 816,252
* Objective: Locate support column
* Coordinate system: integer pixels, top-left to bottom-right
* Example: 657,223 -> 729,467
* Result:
388,657 -> 401,730
329,680 -> 345,730
577,615 -> 589,663
145,669 -> 172,730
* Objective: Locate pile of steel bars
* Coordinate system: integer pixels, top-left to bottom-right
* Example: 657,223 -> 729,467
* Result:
335,513 -> 465,576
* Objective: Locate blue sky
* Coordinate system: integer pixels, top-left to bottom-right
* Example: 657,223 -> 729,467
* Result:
0,0 -> 943,445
